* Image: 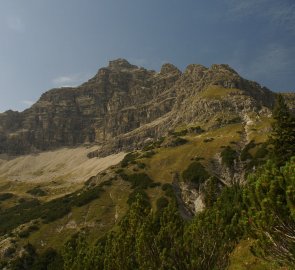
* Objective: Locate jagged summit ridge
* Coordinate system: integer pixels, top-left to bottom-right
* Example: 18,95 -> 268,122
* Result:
0,58 -> 291,156
160,63 -> 182,75
108,58 -> 138,70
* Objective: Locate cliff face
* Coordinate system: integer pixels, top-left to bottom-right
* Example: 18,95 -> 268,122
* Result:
0,58 -> 291,155
0,59 -> 181,154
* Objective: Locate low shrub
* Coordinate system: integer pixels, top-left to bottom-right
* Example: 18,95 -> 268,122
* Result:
182,162 -> 210,186
127,189 -> 150,206
18,224 -> 39,238
227,116 -> 242,124
141,150 -> 156,158
115,168 -> 124,174
221,146 -> 237,167
156,197 -> 169,211
161,183 -> 172,191
149,182 -> 161,188
188,126 -> 204,134
142,144 -> 154,151
169,129 -> 188,136
137,162 -> 146,169
121,173 -> 154,189
171,137 -> 188,146
26,187 -> 47,197
121,152 -> 139,167
0,193 -> 14,201
240,140 -> 256,161
73,186 -> 103,207
192,156 -> 205,161
254,143 -> 269,159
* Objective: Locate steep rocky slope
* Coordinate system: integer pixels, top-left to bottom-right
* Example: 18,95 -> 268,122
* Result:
0,59 -> 180,155
0,58 -> 283,156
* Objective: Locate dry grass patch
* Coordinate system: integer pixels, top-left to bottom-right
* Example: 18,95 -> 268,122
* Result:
144,124 -> 243,182
199,85 -> 242,100
246,116 -> 272,143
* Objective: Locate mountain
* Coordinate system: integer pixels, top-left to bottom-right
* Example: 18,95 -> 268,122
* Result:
0,59 -> 294,269
0,58 -> 284,157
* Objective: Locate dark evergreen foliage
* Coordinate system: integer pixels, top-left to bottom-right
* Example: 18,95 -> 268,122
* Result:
0,192 -> 14,201
172,137 -> 188,146
182,162 -> 210,186
240,140 -> 256,161
243,158 -> 295,267
269,94 -> 295,166
221,146 -> 237,167
121,152 -> 139,167
26,187 -> 47,197
156,196 -> 169,211
203,176 -> 219,207
56,185 -> 244,270
127,189 -> 150,207
120,172 -> 154,189
161,183 -> 175,198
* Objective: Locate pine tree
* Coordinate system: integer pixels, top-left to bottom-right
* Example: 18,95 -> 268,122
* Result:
243,158 -> 295,267
269,94 -> 295,166
135,212 -> 161,270
203,177 -> 219,208
184,186 -> 243,270
104,193 -> 150,270
155,202 -> 186,270
62,231 -> 92,270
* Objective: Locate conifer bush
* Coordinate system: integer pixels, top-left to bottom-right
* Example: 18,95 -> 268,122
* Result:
182,162 -> 210,186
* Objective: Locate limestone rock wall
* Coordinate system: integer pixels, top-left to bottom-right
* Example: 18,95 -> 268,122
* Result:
1,58 -> 290,155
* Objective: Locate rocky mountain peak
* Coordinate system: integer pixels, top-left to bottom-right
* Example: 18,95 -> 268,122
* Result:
108,58 -> 138,70
210,64 -> 239,75
183,64 -> 208,81
0,58 -> 293,156
160,63 -> 182,76
184,64 -> 208,74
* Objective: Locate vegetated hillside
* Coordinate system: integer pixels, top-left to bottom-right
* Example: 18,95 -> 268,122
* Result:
0,60 -> 294,269
0,112 -> 293,269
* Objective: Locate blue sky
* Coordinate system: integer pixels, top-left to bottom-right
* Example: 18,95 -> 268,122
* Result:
0,0 -> 294,112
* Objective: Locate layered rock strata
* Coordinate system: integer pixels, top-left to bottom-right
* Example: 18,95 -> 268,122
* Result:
1,58 -> 292,156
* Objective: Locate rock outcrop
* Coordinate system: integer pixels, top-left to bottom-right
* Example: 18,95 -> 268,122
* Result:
0,58 -> 292,156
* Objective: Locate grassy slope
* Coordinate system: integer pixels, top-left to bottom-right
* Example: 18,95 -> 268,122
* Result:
199,85 -> 242,99
0,117 -> 276,268
145,123 -> 243,182
22,179 -> 130,251
138,120 -> 280,269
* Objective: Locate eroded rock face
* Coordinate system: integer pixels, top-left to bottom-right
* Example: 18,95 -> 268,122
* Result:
0,58 -> 291,156
0,59 -> 181,154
